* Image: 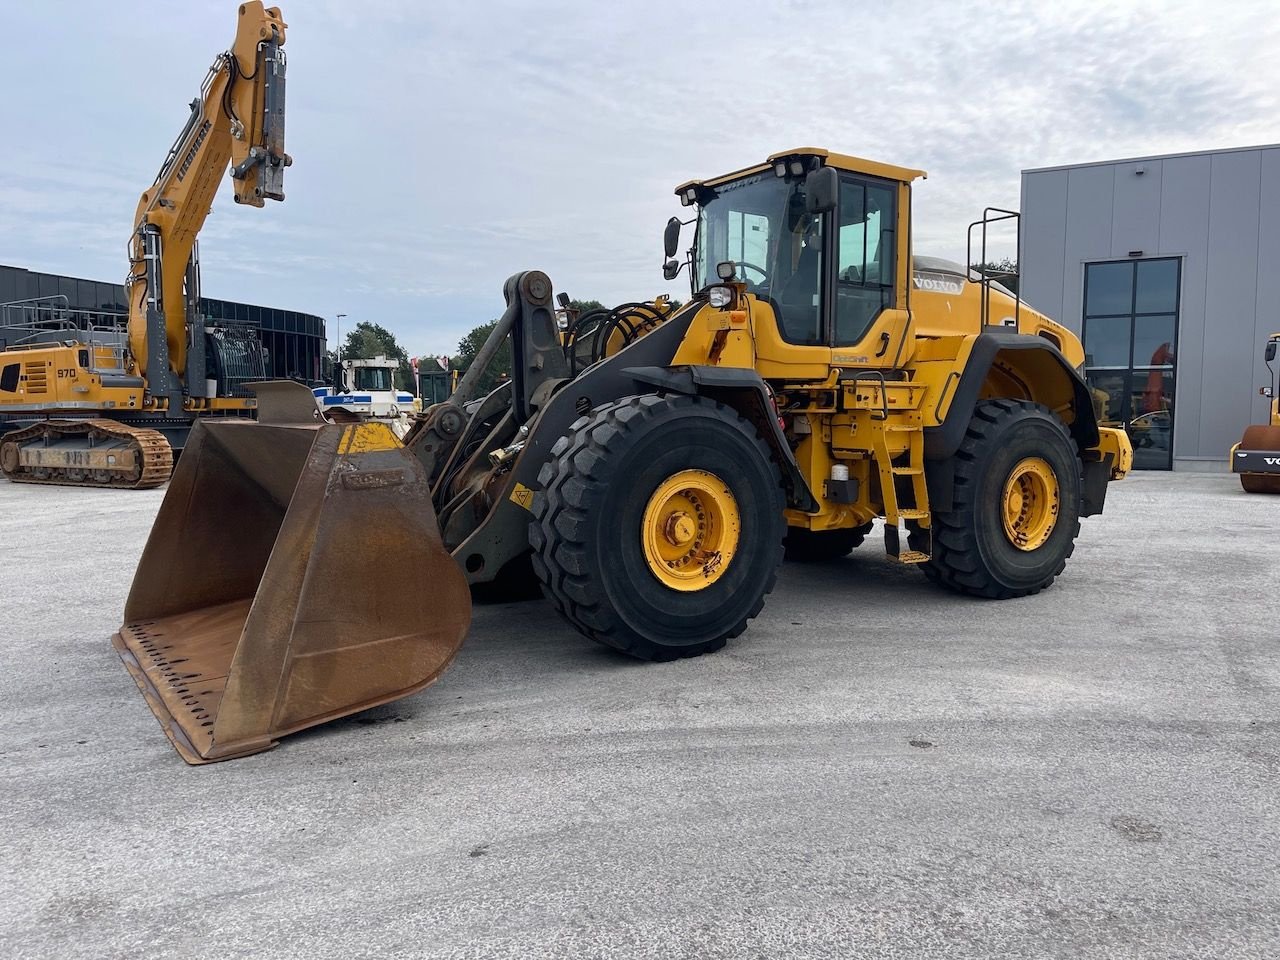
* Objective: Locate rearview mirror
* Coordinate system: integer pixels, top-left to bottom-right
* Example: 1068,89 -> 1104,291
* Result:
664,217 -> 682,258
663,259 -> 681,281
805,166 -> 838,215
1266,340 -> 1277,363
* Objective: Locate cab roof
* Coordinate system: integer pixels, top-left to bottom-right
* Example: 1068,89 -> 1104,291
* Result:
674,148 -> 927,195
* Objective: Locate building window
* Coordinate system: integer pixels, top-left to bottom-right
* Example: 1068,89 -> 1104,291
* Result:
1082,257 -> 1180,470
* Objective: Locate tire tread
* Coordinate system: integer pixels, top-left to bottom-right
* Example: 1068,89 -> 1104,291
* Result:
530,394 -> 783,660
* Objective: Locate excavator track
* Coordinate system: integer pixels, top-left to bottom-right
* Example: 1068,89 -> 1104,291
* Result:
0,419 -> 174,489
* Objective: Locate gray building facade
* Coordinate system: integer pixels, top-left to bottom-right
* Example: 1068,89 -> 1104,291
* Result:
1020,144 -> 1280,470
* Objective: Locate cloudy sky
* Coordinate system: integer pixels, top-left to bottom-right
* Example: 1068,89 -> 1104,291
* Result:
2,0 -> 1278,357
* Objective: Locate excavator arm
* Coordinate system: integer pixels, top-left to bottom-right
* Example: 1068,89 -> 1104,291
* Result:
126,2 -> 288,409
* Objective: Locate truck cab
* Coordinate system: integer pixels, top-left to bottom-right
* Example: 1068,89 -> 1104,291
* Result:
314,354 -> 414,422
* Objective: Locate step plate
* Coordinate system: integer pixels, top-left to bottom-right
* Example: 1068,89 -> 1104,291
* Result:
891,550 -> 930,565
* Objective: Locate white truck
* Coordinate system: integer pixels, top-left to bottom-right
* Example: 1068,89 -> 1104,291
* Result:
313,355 -> 414,430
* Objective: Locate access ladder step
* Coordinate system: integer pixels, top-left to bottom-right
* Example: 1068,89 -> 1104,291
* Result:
890,550 -> 931,565
891,466 -> 923,476
894,508 -> 930,520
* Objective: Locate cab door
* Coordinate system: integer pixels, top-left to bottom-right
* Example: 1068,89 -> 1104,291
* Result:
828,173 -> 914,368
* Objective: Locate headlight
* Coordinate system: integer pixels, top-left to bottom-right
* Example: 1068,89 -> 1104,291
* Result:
708,285 -> 734,308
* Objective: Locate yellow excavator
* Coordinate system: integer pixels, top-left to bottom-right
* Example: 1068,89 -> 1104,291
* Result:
112,148 -> 1132,763
1231,333 -> 1280,493
0,3 -> 289,488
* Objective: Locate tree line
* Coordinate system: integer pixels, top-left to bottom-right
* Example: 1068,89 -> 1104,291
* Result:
329,300 -> 604,394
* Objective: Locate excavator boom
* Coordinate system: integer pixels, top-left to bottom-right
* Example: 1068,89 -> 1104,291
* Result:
126,2 -> 289,409
0,2 -> 289,490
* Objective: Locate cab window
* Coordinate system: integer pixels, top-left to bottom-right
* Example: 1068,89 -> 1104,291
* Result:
355,367 -> 393,391
695,173 -> 826,346
835,178 -> 897,345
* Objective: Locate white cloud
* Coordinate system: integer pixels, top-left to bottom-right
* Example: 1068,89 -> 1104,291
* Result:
2,0 -> 1278,355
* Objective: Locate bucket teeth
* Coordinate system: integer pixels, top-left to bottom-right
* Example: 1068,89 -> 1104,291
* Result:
113,410 -> 471,764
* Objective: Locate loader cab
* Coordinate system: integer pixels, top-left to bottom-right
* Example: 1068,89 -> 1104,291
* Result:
677,149 -> 922,378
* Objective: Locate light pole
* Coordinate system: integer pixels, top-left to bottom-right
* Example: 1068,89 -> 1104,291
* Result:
335,313 -> 347,363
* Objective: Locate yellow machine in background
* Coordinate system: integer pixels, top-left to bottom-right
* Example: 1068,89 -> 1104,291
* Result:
0,3 -> 289,488
112,147 -> 1132,763
1231,333 -> 1280,493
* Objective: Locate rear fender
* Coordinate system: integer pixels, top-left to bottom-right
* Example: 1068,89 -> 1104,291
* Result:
923,331 -> 1102,515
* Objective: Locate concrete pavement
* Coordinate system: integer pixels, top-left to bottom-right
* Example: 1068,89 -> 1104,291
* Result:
1,473 -> 1277,958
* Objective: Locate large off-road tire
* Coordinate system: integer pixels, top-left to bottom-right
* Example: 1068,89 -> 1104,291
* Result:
783,522 -> 874,562
919,398 -> 1082,599
530,394 -> 786,661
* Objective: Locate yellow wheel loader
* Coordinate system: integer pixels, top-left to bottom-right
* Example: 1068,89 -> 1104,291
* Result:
112,149 -> 1132,763
1231,333 -> 1280,493
0,2 -> 289,488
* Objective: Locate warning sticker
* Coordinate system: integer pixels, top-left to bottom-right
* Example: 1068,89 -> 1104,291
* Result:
509,482 -> 535,511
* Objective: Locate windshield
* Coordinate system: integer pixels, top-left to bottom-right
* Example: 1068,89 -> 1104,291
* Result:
355,366 -> 393,391
694,173 -> 824,344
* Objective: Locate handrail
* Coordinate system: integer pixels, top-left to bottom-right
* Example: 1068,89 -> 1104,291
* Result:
965,207 -> 1021,330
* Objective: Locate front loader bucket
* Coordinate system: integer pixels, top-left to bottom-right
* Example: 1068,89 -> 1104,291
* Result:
111,394 -> 471,764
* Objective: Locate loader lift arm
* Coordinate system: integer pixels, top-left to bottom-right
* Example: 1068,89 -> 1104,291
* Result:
126,2 -> 289,410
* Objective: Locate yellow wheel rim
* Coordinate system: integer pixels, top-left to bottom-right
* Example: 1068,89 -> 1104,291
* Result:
1001,457 -> 1060,551
641,469 -> 740,591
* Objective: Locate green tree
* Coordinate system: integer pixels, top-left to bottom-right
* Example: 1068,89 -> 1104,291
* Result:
452,299 -> 609,395
975,258 -> 1019,296
340,321 -> 413,389
452,320 -> 512,396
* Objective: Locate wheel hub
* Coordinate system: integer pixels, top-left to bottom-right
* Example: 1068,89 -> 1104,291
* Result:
663,512 -> 697,546
1001,456 -> 1060,551
641,469 -> 740,591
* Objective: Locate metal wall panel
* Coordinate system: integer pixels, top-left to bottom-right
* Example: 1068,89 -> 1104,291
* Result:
1200,150 -> 1261,461
1157,153 -> 1212,460
1019,169 -> 1069,322
1110,161 -> 1163,258
1253,149 -> 1280,425
1060,165 -> 1117,336
0,267 -> 21,304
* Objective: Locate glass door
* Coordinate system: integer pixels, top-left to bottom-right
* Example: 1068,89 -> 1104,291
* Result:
1082,258 -> 1180,470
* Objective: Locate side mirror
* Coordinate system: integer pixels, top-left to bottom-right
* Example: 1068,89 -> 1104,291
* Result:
663,259 -> 681,281
663,217 -> 682,259
804,166 -> 838,215
1266,340 -> 1277,363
